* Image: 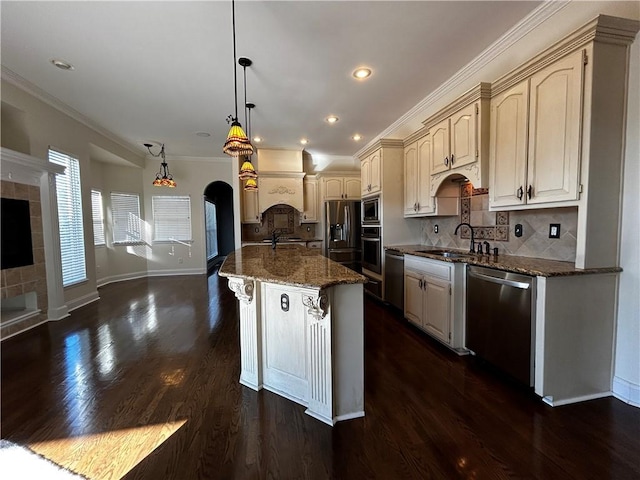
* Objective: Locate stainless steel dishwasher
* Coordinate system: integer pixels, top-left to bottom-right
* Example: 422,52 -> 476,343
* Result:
466,266 -> 535,387
384,249 -> 404,311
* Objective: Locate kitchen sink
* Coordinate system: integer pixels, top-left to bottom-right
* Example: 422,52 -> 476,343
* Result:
415,249 -> 475,258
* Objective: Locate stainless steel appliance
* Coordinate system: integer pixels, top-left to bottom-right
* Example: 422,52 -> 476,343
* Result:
325,200 -> 361,272
362,196 -> 380,225
361,226 -> 381,274
384,249 -> 404,310
466,266 -> 535,387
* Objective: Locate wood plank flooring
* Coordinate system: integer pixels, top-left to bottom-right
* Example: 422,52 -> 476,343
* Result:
2,273 -> 639,479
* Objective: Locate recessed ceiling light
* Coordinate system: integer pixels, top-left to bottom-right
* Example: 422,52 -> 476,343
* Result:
352,67 -> 372,80
196,131 -> 211,137
300,139 -> 309,145
253,136 -> 262,143
51,59 -> 74,71
352,134 -> 362,141
325,115 -> 339,124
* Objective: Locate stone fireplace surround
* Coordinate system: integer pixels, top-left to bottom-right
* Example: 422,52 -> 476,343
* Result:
0,148 -> 67,340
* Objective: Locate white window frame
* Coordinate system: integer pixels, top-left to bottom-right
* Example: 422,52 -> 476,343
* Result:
111,192 -> 143,245
91,189 -> 105,246
49,148 -> 87,287
152,195 -> 192,243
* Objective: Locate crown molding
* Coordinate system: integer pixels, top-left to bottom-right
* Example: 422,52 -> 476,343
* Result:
1,65 -> 143,158
353,0 -> 571,159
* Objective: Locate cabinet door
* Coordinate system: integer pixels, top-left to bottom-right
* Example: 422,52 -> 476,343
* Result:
262,284 -> 308,399
302,179 -> 318,222
416,135 -> 433,214
490,81 -> 529,208
450,103 -> 477,169
404,270 -> 424,327
423,276 -> 451,344
323,177 -> 344,200
344,177 -> 361,200
242,188 -> 260,223
369,150 -> 382,194
527,50 -> 583,205
430,118 -> 450,175
403,142 -> 418,216
360,157 -> 371,196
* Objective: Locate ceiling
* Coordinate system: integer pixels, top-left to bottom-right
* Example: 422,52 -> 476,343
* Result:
1,1 -> 541,160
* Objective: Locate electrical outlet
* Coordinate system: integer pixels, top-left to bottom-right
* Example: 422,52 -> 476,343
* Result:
434,224 -> 439,234
306,226 -> 311,232
549,223 -> 561,238
515,224 -> 523,237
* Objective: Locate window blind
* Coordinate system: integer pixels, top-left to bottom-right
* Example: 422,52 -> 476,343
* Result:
111,192 -> 142,244
91,190 -> 105,246
152,196 -> 192,242
49,149 -> 87,286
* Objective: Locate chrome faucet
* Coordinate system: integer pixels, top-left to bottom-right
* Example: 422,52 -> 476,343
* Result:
454,222 -> 476,253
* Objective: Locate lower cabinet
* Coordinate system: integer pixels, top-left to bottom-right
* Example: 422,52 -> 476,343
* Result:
404,255 -> 465,351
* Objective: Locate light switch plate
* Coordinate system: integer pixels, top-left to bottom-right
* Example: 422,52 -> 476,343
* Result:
514,224 -> 523,237
549,223 -> 561,238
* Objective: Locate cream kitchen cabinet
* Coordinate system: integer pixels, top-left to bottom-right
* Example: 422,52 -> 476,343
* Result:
404,255 -> 465,351
430,103 -> 477,176
360,149 -> 381,197
322,176 -> 361,201
302,176 -> 319,223
242,188 -> 260,224
490,50 -> 584,209
403,136 -> 433,216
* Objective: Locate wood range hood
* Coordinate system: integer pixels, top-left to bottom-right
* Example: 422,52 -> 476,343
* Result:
256,149 -> 306,213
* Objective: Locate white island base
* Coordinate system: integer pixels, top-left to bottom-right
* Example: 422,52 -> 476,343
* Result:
227,277 -> 364,426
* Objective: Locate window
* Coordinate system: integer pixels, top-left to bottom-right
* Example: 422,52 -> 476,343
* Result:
111,192 -> 142,244
152,196 -> 192,242
205,200 -> 218,260
91,190 -> 105,246
49,149 -> 87,286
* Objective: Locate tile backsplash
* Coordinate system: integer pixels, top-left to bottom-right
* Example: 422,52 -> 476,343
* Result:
242,204 -> 318,241
421,187 -> 578,262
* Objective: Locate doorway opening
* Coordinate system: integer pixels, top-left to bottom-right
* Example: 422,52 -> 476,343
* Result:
204,181 -> 235,274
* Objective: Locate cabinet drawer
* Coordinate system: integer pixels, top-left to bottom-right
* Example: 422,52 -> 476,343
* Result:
307,241 -> 322,249
405,255 -> 451,281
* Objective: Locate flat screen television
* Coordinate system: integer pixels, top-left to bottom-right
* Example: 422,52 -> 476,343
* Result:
1,197 -> 35,270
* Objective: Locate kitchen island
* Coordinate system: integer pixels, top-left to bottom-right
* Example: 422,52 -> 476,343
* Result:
219,245 -> 367,425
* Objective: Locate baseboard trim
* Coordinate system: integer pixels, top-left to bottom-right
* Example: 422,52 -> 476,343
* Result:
97,272 -> 149,288
97,269 -> 206,288
612,376 -> 640,408
147,268 -> 206,277
47,305 -> 70,321
542,391 -> 612,407
334,411 -> 365,423
66,290 -> 100,312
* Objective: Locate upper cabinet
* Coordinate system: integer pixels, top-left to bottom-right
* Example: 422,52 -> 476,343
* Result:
425,83 -> 491,195
361,149 -> 381,197
242,187 -> 260,224
258,173 -> 305,213
404,134 -> 434,216
302,175 -> 319,223
490,50 -> 583,208
321,175 -> 361,201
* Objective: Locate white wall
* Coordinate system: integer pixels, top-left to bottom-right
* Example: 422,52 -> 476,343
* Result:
142,155 -> 235,276
615,36 -> 640,406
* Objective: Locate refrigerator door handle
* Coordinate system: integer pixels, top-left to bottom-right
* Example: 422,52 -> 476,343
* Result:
344,205 -> 350,245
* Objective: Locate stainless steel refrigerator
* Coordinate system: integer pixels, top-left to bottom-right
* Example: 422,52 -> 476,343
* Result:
324,200 -> 361,273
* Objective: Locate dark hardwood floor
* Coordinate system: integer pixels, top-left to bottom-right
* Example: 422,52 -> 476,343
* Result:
2,273 -> 639,479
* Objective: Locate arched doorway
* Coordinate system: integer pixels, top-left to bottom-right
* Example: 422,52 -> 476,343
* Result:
203,181 -> 235,273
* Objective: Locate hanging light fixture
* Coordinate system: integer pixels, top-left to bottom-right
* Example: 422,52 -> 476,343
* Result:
223,0 -> 253,157
238,57 -> 258,185
244,178 -> 258,191
146,143 -> 176,188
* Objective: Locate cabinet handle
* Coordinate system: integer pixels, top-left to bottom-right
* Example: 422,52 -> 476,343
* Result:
418,279 -> 423,289
444,156 -> 449,167
527,185 -> 533,200
450,154 -> 455,165
517,186 -> 524,200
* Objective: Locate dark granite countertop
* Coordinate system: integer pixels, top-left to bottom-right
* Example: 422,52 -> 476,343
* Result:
219,245 -> 366,288
386,245 -> 622,277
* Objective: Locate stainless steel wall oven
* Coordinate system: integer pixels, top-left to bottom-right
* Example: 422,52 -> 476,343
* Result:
361,226 -> 381,274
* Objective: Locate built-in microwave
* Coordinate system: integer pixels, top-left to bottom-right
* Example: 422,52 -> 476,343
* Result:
362,196 -> 380,225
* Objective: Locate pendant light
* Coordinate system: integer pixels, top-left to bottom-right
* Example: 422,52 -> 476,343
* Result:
146,143 -> 176,188
223,0 -> 254,157
238,57 -> 258,185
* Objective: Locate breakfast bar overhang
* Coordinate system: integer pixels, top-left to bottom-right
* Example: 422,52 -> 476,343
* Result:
219,245 -> 367,426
